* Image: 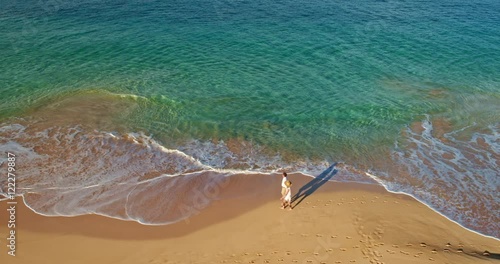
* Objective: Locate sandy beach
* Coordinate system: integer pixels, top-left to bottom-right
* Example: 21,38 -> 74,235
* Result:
0,173 -> 498,264
1,1 -> 499,263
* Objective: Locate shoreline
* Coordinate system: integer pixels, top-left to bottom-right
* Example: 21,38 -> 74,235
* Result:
1,173 -> 499,264
363,173 -> 500,243
1,90 -> 498,239
10,170 -> 499,242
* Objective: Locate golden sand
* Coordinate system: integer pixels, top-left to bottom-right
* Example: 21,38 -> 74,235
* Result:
1,174 -> 498,264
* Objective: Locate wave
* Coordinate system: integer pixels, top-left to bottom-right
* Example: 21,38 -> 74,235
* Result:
383,116 -> 499,238
0,113 -> 498,238
0,120 -> 378,225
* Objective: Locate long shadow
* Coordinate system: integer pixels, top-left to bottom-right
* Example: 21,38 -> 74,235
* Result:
484,252 -> 500,260
291,163 -> 338,208
466,251 -> 500,261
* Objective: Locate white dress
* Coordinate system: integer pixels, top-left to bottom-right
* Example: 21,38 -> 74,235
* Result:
284,187 -> 291,202
281,177 -> 288,188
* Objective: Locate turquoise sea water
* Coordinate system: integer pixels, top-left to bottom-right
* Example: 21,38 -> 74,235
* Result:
1,0 -> 499,237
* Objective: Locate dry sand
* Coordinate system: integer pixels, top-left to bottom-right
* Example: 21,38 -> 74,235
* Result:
1,173 -> 499,264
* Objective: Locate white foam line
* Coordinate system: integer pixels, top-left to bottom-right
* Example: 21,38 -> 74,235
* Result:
18,181 -> 133,192
365,172 -> 500,242
10,167 -> 499,240
119,168 -> 272,186
124,185 -> 137,219
17,168 -> 274,195
20,194 -> 141,222
18,193 -> 198,226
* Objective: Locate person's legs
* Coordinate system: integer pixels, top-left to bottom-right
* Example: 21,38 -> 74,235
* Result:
280,187 -> 286,208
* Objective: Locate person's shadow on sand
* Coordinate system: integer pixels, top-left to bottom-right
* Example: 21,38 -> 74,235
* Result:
291,163 -> 338,208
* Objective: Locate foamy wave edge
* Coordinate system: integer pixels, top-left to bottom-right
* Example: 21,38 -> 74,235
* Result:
0,120 -> 498,240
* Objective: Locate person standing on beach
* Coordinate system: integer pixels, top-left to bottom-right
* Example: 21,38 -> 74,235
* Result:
281,172 -> 288,197
281,180 -> 292,210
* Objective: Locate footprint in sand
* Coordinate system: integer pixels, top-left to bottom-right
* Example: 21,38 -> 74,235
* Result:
340,248 -> 348,251
406,243 -> 413,247
400,250 -> 410,255
331,235 -> 337,238
443,249 -> 450,252
420,243 -> 427,247
353,245 -> 360,249
429,258 -> 434,261
335,261 -> 342,263
346,236 -> 352,239
386,250 -> 395,254
431,249 -> 437,254
457,249 -> 464,253
316,234 -> 323,237
392,245 -> 399,248
445,243 -> 451,247
301,234 -> 309,237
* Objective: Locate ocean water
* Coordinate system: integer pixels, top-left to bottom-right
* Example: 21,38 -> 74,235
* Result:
0,0 -> 499,238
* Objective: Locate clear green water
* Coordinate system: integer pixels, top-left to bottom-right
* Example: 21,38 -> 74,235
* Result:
2,0 -> 498,160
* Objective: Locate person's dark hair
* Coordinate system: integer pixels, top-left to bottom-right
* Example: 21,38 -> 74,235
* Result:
282,172 -> 287,177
